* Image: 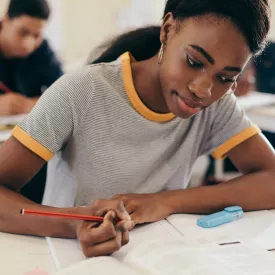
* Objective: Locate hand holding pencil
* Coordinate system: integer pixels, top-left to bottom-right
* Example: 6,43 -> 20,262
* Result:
21,199 -> 134,258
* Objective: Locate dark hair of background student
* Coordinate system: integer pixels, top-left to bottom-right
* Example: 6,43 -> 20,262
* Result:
7,0 -> 50,20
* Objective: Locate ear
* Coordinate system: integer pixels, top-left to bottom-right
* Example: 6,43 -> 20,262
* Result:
2,14 -> 10,26
160,12 -> 177,45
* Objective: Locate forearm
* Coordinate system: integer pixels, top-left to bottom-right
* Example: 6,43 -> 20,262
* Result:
162,169 -> 275,214
23,97 -> 39,113
0,186 -> 79,238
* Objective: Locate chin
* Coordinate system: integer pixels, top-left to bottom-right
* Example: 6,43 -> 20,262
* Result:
167,100 -> 196,119
14,51 -> 31,58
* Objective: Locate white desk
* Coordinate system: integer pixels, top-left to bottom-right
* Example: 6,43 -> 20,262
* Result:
0,232 -> 55,275
1,211 -> 275,274
238,91 -> 275,134
0,114 -> 26,143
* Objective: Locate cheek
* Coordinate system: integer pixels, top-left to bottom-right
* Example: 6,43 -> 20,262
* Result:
206,84 -> 234,106
160,59 -> 190,93
11,32 -> 23,43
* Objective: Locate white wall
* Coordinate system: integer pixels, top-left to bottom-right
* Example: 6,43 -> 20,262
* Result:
0,0 -> 9,16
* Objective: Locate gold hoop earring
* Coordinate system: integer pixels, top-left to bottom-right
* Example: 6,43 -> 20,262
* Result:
158,43 -> 165,64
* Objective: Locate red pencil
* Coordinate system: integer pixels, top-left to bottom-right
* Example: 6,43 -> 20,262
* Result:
0,82 -> 12,93
20,209 -> 104,222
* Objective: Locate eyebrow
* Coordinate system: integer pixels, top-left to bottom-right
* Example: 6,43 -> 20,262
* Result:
189,44 -> 242,73
223,66 -> 242,73
190,44 -> 215,64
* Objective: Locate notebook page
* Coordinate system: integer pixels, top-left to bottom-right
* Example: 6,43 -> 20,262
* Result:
253,222 -> 275,251
46,237 -> 85,271
124,240 -> 237,275
166,210 -> 275,245
114,220 -> 183,261
51,256 -> 141,275
205,242 -> 275,275
47,220 -> 182,270
124,240 -> 275,275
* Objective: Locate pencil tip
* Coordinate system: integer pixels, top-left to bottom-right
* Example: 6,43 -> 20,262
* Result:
20,209 -> 23,215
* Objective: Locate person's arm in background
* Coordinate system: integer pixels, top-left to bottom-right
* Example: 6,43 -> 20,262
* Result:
0,40 -> 64,115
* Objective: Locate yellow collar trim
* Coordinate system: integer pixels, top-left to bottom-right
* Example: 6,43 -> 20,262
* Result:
120,52 -> 175,122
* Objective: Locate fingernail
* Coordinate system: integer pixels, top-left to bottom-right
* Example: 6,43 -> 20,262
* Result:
110,210 -> 116,219
123,211 -> 131,220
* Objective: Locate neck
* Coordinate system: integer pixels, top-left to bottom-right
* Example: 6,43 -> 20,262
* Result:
131,56 -> 170,114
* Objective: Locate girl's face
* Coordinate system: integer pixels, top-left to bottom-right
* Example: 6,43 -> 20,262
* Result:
158,13 -> 251,119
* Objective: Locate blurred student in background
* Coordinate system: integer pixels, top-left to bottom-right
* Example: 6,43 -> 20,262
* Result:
0,0 -> 63,203
0,0 -> 63,116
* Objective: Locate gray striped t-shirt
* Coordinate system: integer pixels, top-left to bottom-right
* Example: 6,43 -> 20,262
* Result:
12,52 -> 259,206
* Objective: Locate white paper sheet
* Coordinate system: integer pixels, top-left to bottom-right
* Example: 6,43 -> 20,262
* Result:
253,222 -> 275,251
47,220 -> 183,271
166,211 -> 275,245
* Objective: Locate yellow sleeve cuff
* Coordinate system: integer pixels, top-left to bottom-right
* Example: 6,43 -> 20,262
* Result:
12,126 -> 54,161
212,125 -> 261,160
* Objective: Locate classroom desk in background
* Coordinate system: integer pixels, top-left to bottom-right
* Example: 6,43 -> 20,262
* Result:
214,91 -> 275,180
238,91 -> 275,133
0,114 -> 26,143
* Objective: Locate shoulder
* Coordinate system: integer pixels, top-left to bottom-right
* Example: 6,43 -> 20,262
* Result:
47,60 -> 122,98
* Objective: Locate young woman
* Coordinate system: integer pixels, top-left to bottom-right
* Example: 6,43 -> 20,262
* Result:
0,0 -> 273,257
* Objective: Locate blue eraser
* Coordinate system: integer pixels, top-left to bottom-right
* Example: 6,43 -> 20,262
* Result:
197,206 -> 244,228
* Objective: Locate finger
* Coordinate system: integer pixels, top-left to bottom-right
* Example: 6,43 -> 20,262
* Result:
121,230 -> 129,246
114,221 -> 130,246
117,217 -> 136,231
101,200 -> 131,221
82,230 -> 123,258
78,211 -> 117,245
115,220 -> 134,232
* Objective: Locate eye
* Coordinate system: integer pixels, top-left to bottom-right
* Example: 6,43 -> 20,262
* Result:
186,55 -> 203,69
218,75 -> 235,84
19,29 -> 29,37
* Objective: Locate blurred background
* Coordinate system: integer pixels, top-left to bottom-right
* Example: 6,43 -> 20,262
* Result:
0,0 -> 167,71
1,0 -> 273,72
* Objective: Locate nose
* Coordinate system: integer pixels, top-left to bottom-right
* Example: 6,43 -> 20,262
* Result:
188,75 -> 212,100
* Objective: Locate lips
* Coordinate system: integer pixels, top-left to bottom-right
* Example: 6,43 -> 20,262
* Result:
173,91 -> 203,109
